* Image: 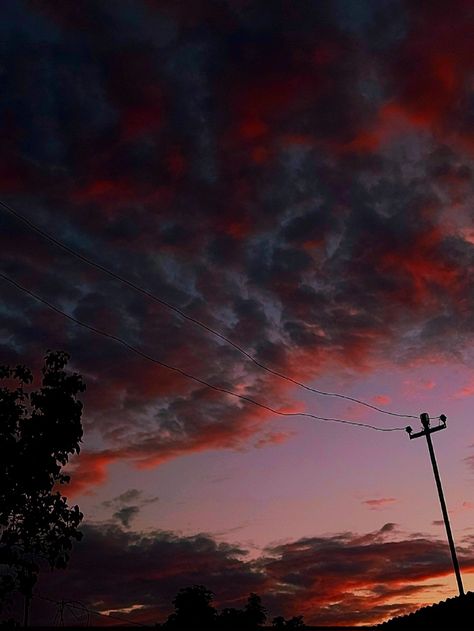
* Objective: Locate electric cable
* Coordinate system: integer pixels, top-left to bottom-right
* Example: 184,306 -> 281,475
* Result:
37,593 -> 148,627
0,271 -> 406,432
0,199 -> 417,419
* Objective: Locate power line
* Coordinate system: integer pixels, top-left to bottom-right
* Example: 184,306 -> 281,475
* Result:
0,271 -> 405,432
36,594 -> 148,627
0,199 -> 416,420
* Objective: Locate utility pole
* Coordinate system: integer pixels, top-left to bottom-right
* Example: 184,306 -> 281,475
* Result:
406,413 -> 464,597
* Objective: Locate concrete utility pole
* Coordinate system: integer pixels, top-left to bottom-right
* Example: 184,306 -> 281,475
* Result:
405,413 -> 465,597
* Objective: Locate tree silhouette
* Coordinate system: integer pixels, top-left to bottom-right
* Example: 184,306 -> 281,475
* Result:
244,593 -> 267,629
272,615 -> 305,629
218,607 -> 245,630
159,586 -> 280,631
164,585 -> 217,630
0,351 -> 85,625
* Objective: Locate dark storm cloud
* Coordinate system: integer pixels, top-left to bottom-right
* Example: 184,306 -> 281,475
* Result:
24,523 -> 474,627
1,0 -> 474,489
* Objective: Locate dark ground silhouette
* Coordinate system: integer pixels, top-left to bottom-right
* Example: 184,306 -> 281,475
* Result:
7,592 -> 474,629
376,591 -> 474,628
4,583 -> 474,628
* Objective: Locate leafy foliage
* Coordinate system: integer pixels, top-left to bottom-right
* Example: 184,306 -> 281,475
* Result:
164,585 -> 217,629
160,586 -> 271,630
0,351 -> 85,609
218,606 -> 246,630
273,614 -> 306,629
244,593 -> 267,629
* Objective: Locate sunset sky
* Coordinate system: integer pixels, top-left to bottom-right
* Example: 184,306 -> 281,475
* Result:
1,0 -> 474,626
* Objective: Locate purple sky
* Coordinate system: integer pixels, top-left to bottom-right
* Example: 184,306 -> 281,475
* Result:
1,0 -> 474,626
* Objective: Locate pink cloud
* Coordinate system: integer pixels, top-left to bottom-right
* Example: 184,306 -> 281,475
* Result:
254,431 -> 296,449
362,497 -> 398,510
453,379 -> 474,399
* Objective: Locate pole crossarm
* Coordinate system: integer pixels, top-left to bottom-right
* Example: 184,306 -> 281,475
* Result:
409,423 -> 446,440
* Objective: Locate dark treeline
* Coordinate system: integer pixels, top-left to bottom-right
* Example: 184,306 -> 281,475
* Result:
156,584 -> 306,630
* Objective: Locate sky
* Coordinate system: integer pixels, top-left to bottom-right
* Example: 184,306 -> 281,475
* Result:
1,0 -> 474,626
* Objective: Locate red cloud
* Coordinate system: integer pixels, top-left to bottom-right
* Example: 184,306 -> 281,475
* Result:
260,526 -> 474,626
65,390 -> 280,495
377,227 -> 462,308
121,103 -> 164,140
65,451 -> 120,497
72,178 -> 137,217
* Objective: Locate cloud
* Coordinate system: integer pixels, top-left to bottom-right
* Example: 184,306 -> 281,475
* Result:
1,0 -> 474,494
23,523 -> 474,627
463,447 -> 474,475
103,489 -> 142,507
65,452 -> 120,497
113,506 -> 140,528
258,524 -> 474,626
453,379 -> 474,399
101,488 -> 159,528
29,524 -> 263,626
102,488 -> 159,509
254,431 -> 296,449
362,497 -> 398,510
